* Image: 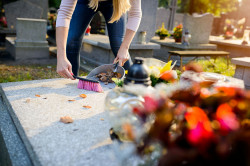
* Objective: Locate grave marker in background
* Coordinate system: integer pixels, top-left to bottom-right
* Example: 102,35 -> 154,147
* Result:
4,0 -> 48,30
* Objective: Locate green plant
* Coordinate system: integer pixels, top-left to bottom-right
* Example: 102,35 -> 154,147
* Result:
155,23 -> 169,38
196,57 -> 235,77
173,24 -> 183,40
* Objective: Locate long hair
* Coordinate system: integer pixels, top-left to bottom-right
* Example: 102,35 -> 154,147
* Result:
89,0 -> 131,23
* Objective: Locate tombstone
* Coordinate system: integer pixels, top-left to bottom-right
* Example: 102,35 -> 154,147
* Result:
3,0 -> 47,30
156,8 -> 170,30
232,57 -> 250,89
6,18 -> 49,61
184,13 -> 214,44
132,0 -> 159,43
156,8 -> 184,31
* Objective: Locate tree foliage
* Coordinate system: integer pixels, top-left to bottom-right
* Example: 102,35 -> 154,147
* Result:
49,0 -> 61,9
180,0 -> 239,16
158,0 -> 170,8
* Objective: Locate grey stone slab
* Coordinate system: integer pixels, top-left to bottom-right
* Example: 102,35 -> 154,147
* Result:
16,18 -> 47,42
231,57 -> 250,67
83,35 -> 160,50
4,0 -> 43,30
234,66 -> 244,80
0,94 -> 33,166
242,67 -> 250,87
0,79 -> 119,166
6,37 -> 49,61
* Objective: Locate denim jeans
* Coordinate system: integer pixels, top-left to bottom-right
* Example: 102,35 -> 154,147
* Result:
67,0 -> 132,76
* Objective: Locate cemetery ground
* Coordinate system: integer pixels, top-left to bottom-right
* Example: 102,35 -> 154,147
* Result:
0,54 -> 235,83
0,48 -> 87,83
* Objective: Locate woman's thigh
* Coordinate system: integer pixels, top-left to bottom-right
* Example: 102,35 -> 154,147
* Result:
67,0 -> 96,45
99,2 -> 125,51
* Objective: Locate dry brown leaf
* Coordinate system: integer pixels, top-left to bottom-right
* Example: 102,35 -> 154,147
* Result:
83,105 -> 92,109
60,116 -> 74,124
100,118 -> 104,121
35,94 -> 41,97
68,99 -> 76,102
26,99 -> 31,103
79,94 -> 87,98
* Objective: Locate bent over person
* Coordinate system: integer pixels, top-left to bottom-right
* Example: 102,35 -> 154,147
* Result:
56,0 -> 142,79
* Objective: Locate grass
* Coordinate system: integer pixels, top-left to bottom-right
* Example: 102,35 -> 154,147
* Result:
196,57 -> 235,77
0,57 -> 235,83
0,64 -> 87,83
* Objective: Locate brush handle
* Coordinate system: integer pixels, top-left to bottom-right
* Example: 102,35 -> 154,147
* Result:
73,75 -> 99,83
113,62 -> 119,72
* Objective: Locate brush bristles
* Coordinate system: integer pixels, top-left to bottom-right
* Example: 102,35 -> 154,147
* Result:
77,80 -> 103,92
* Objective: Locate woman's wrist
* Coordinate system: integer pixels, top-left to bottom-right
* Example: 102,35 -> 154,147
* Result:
120,43 -> 129,50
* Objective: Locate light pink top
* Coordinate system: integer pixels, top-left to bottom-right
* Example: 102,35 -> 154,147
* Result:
56,0 -> 142,32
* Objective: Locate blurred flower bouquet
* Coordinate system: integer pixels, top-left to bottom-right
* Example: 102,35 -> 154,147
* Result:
224,19 -> 235,39
173,24 -> 183,43
48,13 -> 57,30
113,59 -> 180,88
113,66 -> 250,165
156,23 -> 169,40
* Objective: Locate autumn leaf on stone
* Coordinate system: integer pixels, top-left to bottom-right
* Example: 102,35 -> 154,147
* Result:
68,99 -> 76,102
83,105 -> 92,109
60,116 -> 74,124
35,94 -> 41,97
79,94 -> 87,98
100,118 -> 104,121
25,99 -> 31,103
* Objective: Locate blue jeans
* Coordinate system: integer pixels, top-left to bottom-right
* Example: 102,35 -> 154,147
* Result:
67,0 -> 132,76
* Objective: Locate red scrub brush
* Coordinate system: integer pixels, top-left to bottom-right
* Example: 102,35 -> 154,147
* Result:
72,75 -> 103,92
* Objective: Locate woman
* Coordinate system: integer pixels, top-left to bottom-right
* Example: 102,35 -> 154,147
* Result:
56,0 -> 142,79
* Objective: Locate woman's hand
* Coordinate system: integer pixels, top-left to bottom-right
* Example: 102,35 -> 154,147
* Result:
57,56 -> 75,80
113,47 -> 129,66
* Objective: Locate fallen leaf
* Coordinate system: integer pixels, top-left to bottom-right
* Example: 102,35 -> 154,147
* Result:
35,94 -> 41,97
100,118 -> 104,121
26,99 -> 31,103
60,116 -> 74,124
79,94 -> 87,98
68,99 -> 76,102
83,105 -> 92,109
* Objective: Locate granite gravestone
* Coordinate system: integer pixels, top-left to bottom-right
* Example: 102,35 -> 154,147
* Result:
3,0 -> 47,30
156,8 -> 184,31
184,13 -> 214,44
132,0 -> 159,43
6,18 -> 49,61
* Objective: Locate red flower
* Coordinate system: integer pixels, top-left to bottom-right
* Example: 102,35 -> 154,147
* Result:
216,103 -> 239,133
185,107 -> 213,145
133,96 -> 159,117
143,96 -> 159,113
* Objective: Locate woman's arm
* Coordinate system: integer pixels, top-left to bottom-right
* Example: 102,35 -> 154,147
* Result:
56,27 -> 74,79
114,0 -> 142,66
56,0 -> 77,79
